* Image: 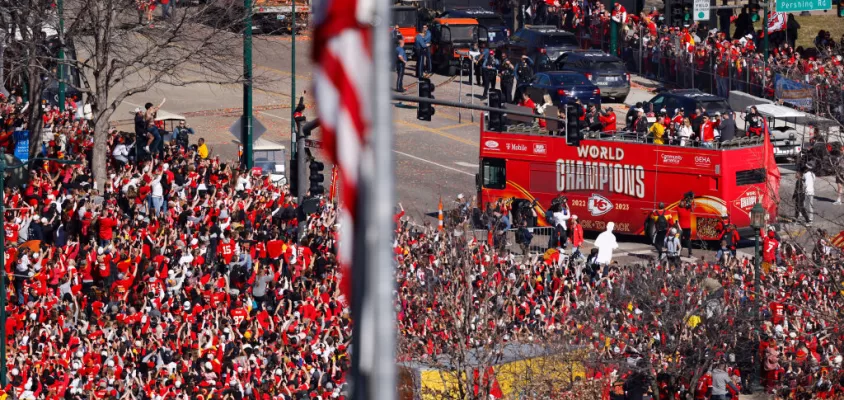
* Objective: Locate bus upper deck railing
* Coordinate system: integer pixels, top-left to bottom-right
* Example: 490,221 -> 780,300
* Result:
497,123 -> 765,149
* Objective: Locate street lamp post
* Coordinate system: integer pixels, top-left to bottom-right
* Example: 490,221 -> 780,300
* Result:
749,202 -> 766,393
0,154 -> 80,386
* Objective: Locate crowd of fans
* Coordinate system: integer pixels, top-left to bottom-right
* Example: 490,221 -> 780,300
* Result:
0,93 -> 349,400
504,0 -> 844,119
395,196 -> 844,399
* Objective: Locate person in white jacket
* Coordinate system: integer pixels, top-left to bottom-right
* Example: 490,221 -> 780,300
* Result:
595,222 -> 619,265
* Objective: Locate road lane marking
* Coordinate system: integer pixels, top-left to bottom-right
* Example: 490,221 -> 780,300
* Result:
394,150 -> 474,176
454,161 -> 479,168
439,122 -> 475,131
396,120 -> 477,146
258,111 -> 291,121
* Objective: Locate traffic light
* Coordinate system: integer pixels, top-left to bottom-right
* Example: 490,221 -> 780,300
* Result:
417,78 -> 435,121
839,0 -> 844,17
309,160 -> 325,196
487,89 -> 504,131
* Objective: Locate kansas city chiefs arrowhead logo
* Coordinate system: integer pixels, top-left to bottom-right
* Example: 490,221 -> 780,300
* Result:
587,194 -> 614,217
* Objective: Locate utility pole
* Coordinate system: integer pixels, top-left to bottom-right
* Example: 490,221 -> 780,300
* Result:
761,2 -> 770,91
290,0 -> 297,161
610,19 -> 618,56
243,0 -> 254,169
57,0 -> 66,112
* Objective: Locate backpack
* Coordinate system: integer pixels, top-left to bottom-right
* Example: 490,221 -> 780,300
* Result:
545,209 -> 555,226
655,210 -> 668,232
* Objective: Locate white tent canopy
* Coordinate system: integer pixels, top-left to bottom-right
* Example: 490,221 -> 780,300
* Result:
747,104 -> 806,119
154,110 -> 186,122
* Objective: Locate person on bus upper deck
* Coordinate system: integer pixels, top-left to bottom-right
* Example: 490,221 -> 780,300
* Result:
672,109 -> 685,135
718,111 -> 737,142
678,118 -> 693,147
711,112 -> 722,141
747,106 -> 764,136
626,102 -> 642,130
586,104 -> 602,132
518,92 -> 536,114
633,110 -> 649,136
700,115 -> 716,148
599,108 -> 617,133
648,114 -> 666,145
691,107 -> 705,137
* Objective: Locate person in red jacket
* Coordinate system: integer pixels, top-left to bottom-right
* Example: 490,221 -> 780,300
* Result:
599,108 -> 617,133
570,215 -> 584,261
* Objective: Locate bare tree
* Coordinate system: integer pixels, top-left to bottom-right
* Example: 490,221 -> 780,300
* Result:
2,0 -> 246,184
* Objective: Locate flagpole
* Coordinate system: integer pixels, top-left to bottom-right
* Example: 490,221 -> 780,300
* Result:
361,0 -> 397,397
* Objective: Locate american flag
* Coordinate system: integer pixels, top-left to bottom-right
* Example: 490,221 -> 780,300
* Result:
311,0 -> 374,299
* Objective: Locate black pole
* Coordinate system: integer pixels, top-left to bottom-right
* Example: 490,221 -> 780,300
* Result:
392,94 -> 565,123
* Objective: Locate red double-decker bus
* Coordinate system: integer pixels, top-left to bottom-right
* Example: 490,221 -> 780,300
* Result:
476,120 -> 781,240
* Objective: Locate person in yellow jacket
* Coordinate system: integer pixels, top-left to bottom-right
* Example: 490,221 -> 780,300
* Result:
648,115 -> 666,145
197,137 -> 211,159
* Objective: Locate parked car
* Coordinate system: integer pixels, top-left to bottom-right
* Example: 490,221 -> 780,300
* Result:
503,25 -> 579,65
517,71 -> 601,107
644,89 -> 732,117
552,50 -> 630,102
439,8 -> 509,48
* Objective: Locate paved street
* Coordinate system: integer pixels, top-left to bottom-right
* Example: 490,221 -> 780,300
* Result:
110,32 -> 844,263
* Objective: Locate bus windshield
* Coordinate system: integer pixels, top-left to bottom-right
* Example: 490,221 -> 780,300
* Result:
393,9 -> 417,27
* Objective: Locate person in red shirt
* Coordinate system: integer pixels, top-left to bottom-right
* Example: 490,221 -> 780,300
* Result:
599,108 -> 616,133
700,115 -> 716,147
762,229 -> 779,267
98,211 -> 117,247
218,238 -> 236,265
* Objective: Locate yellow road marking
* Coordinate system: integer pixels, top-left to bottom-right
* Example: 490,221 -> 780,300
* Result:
255,65 -> 311,80
396,120 -> 477,146
437,122 -> 475,131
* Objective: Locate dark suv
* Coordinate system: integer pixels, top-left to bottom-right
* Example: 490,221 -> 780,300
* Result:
644,89 -> 732,117
504,25 -> 579,65
439,8 -> 509,48
553,50 -> 630,101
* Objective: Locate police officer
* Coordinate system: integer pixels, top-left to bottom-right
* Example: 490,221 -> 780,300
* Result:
482,49 -> 500,99
391,24 -> 403,47
499,56 -> 515,104
396,38 -> 408,92
514,55 -> 534,104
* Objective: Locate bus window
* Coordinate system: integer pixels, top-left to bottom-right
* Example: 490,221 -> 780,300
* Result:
482,158 -> 506,189
735,168 -> 766,185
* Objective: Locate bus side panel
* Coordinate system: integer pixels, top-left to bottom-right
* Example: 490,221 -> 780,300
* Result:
479,133 -> 740,239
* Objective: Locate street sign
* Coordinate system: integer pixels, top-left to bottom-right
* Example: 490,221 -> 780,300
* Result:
13,131 -> 29,163
229,116 -> 267,141
305,139 -> 323,149
693,0 -> 710,20
776,0 -> 831,12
